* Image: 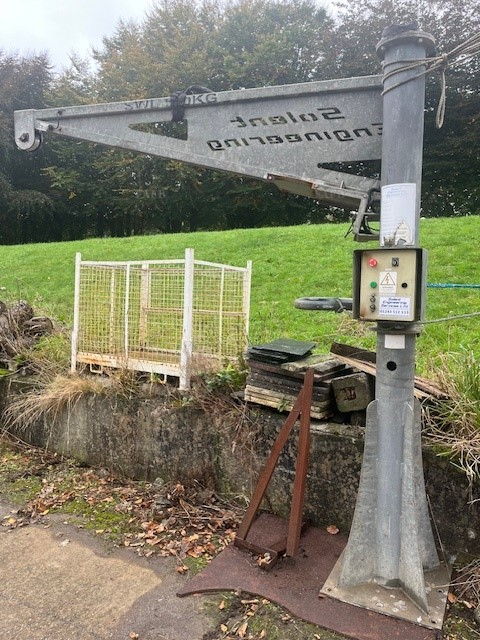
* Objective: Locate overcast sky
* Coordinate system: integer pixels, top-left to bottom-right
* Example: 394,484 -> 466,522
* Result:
0,0 -> 155,71
1,1 -> 335,72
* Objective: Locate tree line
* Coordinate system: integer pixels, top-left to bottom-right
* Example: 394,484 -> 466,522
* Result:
0,0 -> 478,244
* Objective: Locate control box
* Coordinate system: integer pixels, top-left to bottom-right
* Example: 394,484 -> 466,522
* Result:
353,248 -> 427,322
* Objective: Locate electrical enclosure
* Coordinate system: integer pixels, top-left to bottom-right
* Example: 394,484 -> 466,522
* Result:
353,248 -> 427,322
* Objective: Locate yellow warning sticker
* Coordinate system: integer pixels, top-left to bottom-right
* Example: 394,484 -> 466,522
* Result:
379,271 -> 397,293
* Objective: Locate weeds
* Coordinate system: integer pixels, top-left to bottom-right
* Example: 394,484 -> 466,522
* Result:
3,369 -> 139,436
200,361 -> 247,393
452,558 -> 480,607
26,333 -> 71,373
190,365 -> 263,498
424,350 -> 480,483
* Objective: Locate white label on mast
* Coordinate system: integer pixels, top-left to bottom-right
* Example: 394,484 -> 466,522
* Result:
379,296 -> 411,318
380,183 -> 416,246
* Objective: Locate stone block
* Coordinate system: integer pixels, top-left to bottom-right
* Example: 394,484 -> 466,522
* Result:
331,372 -> 372,412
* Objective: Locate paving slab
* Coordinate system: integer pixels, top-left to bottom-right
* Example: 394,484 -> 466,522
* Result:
0,512 -> 214,640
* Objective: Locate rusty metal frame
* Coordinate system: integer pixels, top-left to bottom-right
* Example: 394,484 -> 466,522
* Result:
234,369 -> 314,567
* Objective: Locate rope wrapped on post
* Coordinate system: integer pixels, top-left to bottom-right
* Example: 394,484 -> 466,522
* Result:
381,31 -> 480,128
427,283 -> 480,289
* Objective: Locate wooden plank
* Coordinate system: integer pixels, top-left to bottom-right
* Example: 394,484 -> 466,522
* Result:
330,342 -> 376,363
282,355 -> 345,373
247,370 -> 331,393
248,360 -> 312,380
246,373 -> 331,400
248,359 -> 349,386
248,365 -> 343,386
245,390 -> 331,420
246,386 -> 331,408
331,354 -> 447,400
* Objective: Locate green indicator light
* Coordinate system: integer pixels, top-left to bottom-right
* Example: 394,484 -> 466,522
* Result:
370,281 -> 377,288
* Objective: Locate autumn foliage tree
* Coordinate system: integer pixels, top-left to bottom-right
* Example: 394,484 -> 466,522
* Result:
1,0 -> 479,243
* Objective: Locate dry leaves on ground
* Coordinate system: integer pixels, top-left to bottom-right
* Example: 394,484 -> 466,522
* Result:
1,439 -> 243,570
326,524 -> 339,535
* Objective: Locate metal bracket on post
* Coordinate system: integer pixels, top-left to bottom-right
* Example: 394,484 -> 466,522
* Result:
268,170 -> 380,242
321,25 -> 451,631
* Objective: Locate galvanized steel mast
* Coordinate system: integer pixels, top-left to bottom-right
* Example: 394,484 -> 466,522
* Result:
325,25 -> 442,614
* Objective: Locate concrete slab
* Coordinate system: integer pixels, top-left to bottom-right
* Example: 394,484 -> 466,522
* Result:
0,517 -> 214,640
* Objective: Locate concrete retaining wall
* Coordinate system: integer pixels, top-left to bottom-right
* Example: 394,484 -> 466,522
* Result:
3,380 -> 478,556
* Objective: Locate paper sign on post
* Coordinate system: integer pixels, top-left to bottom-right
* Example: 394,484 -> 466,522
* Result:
380,183 -> 416,246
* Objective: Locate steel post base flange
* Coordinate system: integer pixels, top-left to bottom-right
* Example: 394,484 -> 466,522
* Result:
321,555 -> 451,630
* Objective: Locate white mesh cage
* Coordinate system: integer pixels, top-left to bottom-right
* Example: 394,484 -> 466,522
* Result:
71,250 -> 252,389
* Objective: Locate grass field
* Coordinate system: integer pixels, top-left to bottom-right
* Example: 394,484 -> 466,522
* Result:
0,216 -> 478,374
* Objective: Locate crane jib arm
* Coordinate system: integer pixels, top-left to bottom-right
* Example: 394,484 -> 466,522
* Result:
14,74 -> 382,206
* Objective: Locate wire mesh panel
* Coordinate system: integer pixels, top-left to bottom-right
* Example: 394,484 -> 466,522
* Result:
192,264 -> 248,365
77,263 -> 126,360
131,263 -> 185,365
72,251 -> 252,388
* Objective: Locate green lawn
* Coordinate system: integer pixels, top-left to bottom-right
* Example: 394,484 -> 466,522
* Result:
0,216 -> 478,374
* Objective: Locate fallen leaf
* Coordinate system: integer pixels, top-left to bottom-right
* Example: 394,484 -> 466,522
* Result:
447,592 -> 457,604
237,621 -> 248,637
256,553 -> 272,567
326,525 -> 339,535
129,633 -> 139,639
259,631 -> 266,638
220,624 -> 228,633
218,600 -> 225,610
175,565 -> 188,574
187,533 -> 199,542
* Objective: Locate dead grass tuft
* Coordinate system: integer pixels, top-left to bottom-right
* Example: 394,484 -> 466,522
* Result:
3,370 -> 138,436
424,350 -> 480,483
189,367 -> 263,497
336,312 -> 373,340
452,558 -> 480,607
